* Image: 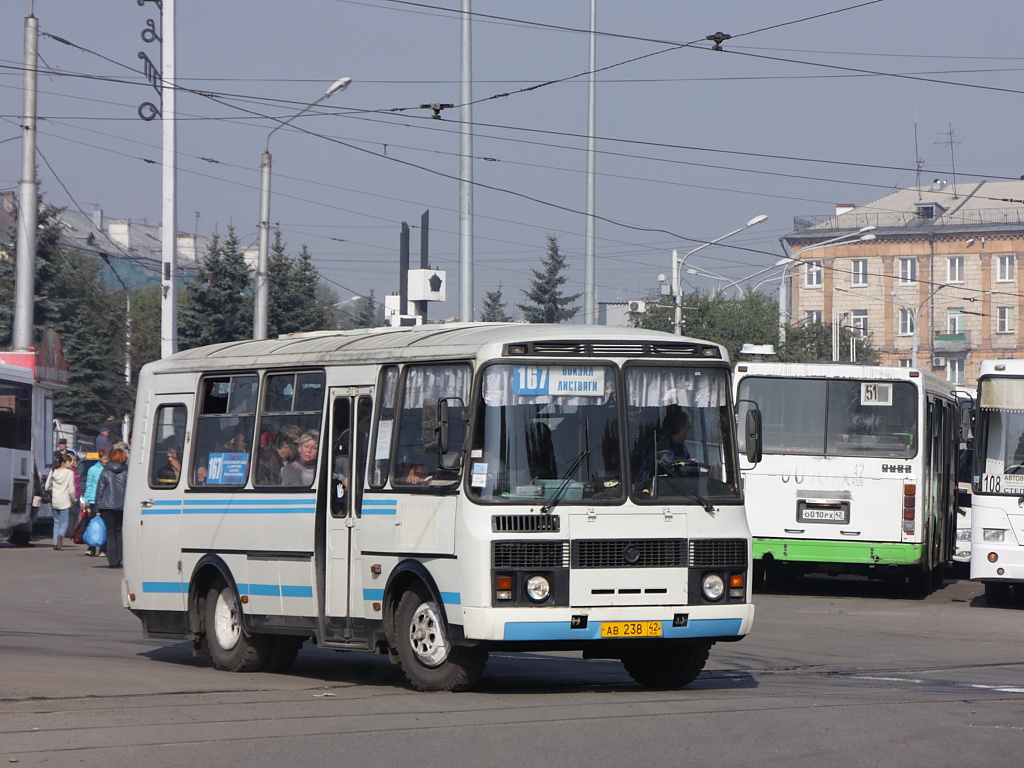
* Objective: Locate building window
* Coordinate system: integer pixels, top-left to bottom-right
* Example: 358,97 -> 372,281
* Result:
898,258 -> 917,285
805,260 -> 823,288
898,359 -> 912,368
804,310 -> 823,324
947,308 -> 964,334
948,358 -> 965,385
997,254 -> 1015,282
851,259 -> 868,286
851,309 -> 868,337
947,255 -> 963,283
997,306 -> 1015,334
898,308 -> 915,336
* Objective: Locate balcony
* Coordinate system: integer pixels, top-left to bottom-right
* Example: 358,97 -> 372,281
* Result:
933,330 -> 972,353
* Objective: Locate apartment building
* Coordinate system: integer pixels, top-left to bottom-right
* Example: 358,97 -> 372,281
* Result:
782,179 -> 1024,385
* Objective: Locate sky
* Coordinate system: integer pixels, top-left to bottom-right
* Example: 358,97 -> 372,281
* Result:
3,0 -> 1024,322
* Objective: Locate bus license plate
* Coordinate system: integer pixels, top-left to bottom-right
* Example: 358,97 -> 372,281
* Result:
600,621 -> 662,638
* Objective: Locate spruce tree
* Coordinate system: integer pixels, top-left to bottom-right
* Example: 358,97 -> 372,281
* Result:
517,235 -> 580,324
480,284 -> 511,322
178,225 -> 254,349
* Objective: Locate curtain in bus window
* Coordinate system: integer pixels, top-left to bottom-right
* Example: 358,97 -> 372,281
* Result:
624,367 -> 725,409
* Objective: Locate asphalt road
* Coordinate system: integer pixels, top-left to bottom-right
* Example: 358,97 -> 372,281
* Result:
3,538 -> 1022,768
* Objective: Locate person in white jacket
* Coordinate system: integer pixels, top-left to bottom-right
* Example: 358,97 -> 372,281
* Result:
44,453 -> 76,550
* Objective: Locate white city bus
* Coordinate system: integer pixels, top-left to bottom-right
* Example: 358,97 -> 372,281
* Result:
734,362 -> 959,593
970,359 -> 1024,604
122,324 -> 759,691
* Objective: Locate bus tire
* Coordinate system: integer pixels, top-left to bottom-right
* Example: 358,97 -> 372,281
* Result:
620,640 -> 712,689
984,582 -> 1011,606
204,579 -> 271,672
394,583 -> 487,691
264,637 -> 305,674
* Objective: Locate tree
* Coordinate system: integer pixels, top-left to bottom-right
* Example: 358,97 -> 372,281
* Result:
777,321 -> 879,364
178,226 -> 254,349
266,231 -> 334,337
337,289 -> 384,330
518,235 -> 580,323
480,284 -> 511,322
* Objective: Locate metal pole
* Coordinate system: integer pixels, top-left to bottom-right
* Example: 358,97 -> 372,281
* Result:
12,12 -> 38,353
160,0 -> 178,358
584,0 -> 597,324
254,150 -> 272,340
458,0 -> 474,321
778,263 -> 789,346
672,249 -> 681,336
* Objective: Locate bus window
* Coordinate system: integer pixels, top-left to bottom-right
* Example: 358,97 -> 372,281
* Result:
149,404 -> 187,488
254,371 -> 325,487
370,367 -> 398,488
392,364 -> 471,488
192,375 -> 257,487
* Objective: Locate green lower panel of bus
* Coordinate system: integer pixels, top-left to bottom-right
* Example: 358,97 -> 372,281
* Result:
754,538 -> 925,566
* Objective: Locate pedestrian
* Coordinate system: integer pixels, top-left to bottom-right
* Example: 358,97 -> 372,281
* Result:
95,447 -> 129,568
83,449 -> 109,556
52,438 -> 77,467
44,453 -> 76,550
94,426 -> 115,453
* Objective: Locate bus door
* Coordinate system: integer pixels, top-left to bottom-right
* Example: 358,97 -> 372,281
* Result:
323,390 -> 372,633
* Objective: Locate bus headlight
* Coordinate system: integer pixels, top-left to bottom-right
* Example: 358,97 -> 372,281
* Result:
525,575 -> 551,602
956,529 -> 972,542
702,573 -> 725,601
982,528 -> 1006,543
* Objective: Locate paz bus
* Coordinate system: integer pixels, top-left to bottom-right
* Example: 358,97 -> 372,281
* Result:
970,359 -> 1024,604
734,361 -> 959,593
122,323 -> 760,691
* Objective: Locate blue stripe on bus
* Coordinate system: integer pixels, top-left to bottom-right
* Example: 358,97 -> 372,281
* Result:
502,618 -> 743,641
142,499 -> 315,515
142,581 -> 186,594
235,583 -> 314,599
361,588 -> 460,605
361,499 -> 398,515
363,588 -> 385,601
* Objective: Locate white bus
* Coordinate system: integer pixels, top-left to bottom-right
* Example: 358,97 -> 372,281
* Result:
0,355 -> 61,546
122,324 -> 759,691
970,360 -> 1024,604
734,362 -> 960,593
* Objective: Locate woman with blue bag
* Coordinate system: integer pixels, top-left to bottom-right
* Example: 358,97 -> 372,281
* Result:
95,447 -> 129,568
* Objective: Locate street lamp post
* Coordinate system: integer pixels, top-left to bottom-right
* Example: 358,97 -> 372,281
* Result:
685,258 -> 789,298
254,77 -> 352,340
672,214 -> 767,336
778,227 -> 876,347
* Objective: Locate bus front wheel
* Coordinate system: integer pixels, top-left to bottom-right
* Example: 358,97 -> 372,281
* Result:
204,578 -> 271,672
620,641 -> 712,688
393,583 -> 487,691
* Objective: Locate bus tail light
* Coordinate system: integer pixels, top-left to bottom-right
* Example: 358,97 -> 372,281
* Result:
902,483 -> 916,534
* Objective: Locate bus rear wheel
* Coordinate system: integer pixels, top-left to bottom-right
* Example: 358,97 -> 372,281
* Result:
620,641 -> 712,689
393,583 -> 487,691
204,578 -> 271,672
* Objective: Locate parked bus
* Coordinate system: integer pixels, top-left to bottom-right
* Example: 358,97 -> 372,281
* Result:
734,362 -> 959,593
953,390 -> 975,575
970,359 -> 1024,604
0,361 -> 38,545
122,324 -> 760,691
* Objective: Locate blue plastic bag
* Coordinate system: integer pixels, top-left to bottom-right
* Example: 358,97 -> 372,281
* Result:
84,515 -> 107,547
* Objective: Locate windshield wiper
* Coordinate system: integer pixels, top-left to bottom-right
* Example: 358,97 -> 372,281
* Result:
655,460 -> 715,513
541,450 -> 590,515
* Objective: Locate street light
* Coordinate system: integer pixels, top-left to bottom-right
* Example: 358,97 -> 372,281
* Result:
671,214 -> 768,336
685,258 -> 788,298
778,228 -> 876,346
254,76 -> 353,340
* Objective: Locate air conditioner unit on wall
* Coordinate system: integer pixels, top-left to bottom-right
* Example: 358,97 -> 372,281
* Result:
628,300 -> 647,313
932,356 -> 947,368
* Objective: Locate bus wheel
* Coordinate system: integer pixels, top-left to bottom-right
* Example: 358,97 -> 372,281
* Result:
985,582 -> 1011,606
394,583 -> 487,691
620,641 -> 712,689
204,579 -> 271,672
264,637 -> 305,673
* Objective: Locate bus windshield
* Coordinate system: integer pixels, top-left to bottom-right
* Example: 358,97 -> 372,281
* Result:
738,377 -> 918,458
469,363 -> 623,502
977,377 -> 1024,494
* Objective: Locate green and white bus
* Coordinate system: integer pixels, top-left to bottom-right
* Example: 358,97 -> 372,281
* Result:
735,362 -> 959,593
122,324 -> 759,691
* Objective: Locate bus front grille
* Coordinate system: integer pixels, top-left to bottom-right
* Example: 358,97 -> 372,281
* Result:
492,514 -> 561,533
571,539 -> 687,569
689,539 -> 748,568
493,540 -> 569,569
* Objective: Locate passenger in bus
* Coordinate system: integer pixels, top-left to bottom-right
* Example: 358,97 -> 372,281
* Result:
282,430 -> 319,486
156,444 -> 182,483
257,430 -> 298,485
336,405 -> 371,491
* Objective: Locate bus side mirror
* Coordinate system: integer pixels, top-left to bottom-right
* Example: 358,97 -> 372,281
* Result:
744,408 -> 763,464
956,408 -> 973,444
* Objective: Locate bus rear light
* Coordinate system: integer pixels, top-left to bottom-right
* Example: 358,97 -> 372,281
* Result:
902,483 -> 916,533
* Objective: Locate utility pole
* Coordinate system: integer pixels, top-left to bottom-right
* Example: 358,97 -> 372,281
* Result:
459,0 -> 474,321
12,11 -> 39,354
